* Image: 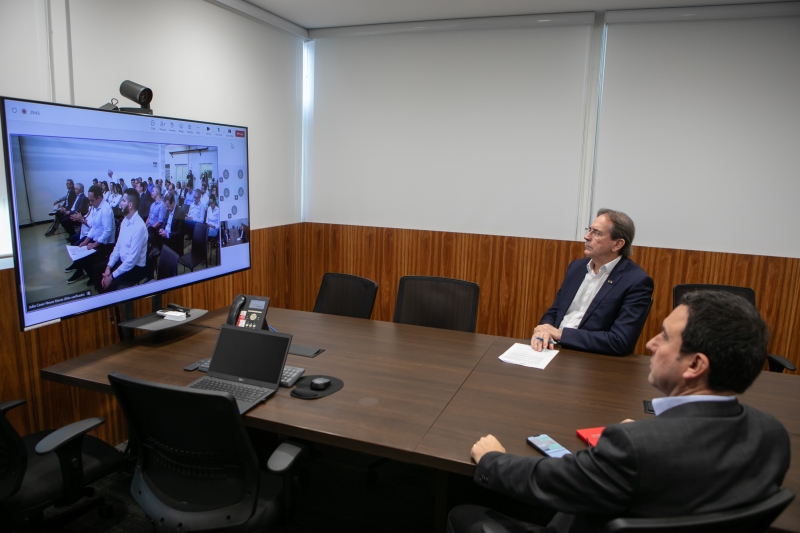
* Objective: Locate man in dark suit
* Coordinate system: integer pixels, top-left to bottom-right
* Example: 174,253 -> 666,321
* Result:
135,179 -> 152,221
157,192 -> 185,256
532,209 -> 653,356
450,291 -> 790,533
58,182 -> 89,239
45,179 -> 77,236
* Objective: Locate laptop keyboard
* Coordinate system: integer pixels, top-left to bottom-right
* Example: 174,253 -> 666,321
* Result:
189,378 -> 268,403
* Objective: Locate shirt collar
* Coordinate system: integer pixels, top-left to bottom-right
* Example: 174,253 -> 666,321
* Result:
587,254 -> 623,276
652,394 -> 736,416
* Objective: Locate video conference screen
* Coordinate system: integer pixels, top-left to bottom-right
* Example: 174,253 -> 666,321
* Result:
1,97 -> 251,330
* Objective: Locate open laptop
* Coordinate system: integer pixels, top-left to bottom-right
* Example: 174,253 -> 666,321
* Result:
187,324 -> 292,413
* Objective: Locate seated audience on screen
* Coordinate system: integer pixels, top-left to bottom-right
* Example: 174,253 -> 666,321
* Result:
108,183 -> 122,210
453,291 -> 790,533
101,188 -> 148,292
532,209 -> 653,356
199,182 -> 210,207
45,179 -> 77,237
56,182 -> 89,239
206,195 -> 219,238
146,177 -> 155,195
118,177 -> 126,190
100,180 -> 110,203
158,192 -> 185,256
65,185 -> 116,286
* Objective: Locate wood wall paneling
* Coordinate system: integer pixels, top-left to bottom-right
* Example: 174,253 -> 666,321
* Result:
2,222 -> 798,446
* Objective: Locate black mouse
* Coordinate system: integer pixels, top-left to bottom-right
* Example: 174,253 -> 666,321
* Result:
310,377 -> 331,391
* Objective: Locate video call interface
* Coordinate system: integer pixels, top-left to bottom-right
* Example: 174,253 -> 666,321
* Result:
2,98 -> 251,329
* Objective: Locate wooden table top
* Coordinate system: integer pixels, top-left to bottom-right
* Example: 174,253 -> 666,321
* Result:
41,307 -> 800,531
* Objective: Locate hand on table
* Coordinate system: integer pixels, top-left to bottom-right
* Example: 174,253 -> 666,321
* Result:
531,324 -> 561,351
471,434 -> 506,464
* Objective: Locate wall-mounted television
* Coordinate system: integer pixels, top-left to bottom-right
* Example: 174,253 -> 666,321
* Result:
1,97 -> 251,330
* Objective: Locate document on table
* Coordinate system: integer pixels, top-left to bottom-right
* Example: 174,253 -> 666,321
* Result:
499,343 -> 559,370
66,245 -> 95,261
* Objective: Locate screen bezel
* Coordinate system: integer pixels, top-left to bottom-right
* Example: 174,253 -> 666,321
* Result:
1,95 -> 252,331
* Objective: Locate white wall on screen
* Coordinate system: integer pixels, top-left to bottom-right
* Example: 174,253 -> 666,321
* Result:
593,15 -> 800,258
309,25 -> 593,241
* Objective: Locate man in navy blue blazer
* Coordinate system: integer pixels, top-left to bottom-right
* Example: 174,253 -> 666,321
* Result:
532,209 -> 653,356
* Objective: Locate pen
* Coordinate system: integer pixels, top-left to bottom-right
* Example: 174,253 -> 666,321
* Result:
534,336 -> 556,345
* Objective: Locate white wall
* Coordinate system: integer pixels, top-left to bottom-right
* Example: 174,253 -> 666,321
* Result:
594,14 -> 800,257
309,25 -> 594,240
0,0 -> 304,265
0,0 -> 52,258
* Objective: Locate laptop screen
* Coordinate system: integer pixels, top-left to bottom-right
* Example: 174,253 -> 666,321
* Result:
209,325 -> 291,387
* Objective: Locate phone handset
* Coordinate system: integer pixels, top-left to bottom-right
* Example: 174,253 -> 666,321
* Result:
227,294 -> 247,325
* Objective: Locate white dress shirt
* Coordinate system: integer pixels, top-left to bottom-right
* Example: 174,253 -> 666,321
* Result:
206,206 -> 219,229
559,255 -> 623,330
187,201 -> 205,222
107,213 -> 147,278
87,201 -> 115,244
108,193 -> 122,208
652,395 -> 737,416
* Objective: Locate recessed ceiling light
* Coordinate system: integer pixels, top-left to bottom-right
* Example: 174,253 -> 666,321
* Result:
538,19 -> 552,22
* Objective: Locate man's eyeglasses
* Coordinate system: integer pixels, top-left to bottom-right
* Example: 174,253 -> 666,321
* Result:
584,227 -> 605,238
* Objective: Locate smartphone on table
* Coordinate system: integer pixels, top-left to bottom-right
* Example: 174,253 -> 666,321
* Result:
527,434 -> 572,458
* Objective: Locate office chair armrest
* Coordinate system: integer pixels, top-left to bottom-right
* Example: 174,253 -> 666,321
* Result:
34,417 -> 106,455
0,398 -> 26,414
267,441 -> 306,473
482,523 -> 512,533
767,354 -> 796,372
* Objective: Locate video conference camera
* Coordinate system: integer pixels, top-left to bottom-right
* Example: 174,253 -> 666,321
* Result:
99,80 -> 154,115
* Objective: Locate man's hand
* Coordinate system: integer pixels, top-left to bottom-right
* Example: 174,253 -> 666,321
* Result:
79,238 -> 89,247
158,229 -> 167,237
86,241 -> 99,250
531,324 -> 561,351
471,434 -> 506,464
101,268 -> 112,290
70,212 -> 84,223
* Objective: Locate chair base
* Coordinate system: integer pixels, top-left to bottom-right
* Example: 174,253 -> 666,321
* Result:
2,491 -> 108,533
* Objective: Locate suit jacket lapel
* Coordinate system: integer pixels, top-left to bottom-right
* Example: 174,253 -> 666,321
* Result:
578,257 -> 629,328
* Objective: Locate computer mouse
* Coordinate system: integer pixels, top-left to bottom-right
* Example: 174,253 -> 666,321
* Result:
310,377 -> 331,391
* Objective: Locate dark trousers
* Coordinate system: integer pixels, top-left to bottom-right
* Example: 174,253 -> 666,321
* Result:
72,242 -> 114,285
447,505 -> 546,533
101,260 -> 147,293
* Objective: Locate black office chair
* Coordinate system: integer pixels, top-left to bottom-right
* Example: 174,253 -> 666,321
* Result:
603,488 -> 795,532
628,297 -> 654,354
313,273 -> 378,319
179,222 -> 208,273
0,399 -> 122,531
108,372 -> 302,533
673,284 -> 796,373
393,276 -> 480,333
157,244 -> 180,280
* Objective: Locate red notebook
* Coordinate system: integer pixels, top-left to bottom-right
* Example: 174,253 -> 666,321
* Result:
576,427 -> 605,447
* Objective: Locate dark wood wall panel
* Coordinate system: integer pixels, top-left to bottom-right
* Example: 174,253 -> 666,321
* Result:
3,222 -> 798,446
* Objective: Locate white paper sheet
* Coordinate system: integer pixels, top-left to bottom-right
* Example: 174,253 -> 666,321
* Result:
499,343 -> 559,370
66,245 -> 96,261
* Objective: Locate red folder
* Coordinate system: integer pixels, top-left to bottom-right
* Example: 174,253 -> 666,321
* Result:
576,427 -> 605,447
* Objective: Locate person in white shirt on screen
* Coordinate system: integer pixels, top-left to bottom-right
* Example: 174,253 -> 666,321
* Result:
185,190 -> 205,236
65,185 -> 116,286
200,183 -> 210,208
101,189 -> 148,292
206,194 -> 220,238
100,180 -> 111,203
108,183 -> 122,209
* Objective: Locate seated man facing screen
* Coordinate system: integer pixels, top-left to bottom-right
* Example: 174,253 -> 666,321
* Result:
101,188 -> 148,293
451,291 -> 790,533
532,208 -> 653,356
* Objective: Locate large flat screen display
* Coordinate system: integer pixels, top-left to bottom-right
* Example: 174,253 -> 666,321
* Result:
1,97 -> 251,330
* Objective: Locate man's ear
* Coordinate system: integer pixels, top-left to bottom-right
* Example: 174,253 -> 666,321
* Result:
612,239 -> 625,253
682,352 -> 710,382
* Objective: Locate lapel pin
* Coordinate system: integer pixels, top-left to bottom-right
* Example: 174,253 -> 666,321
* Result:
608,280 -> 613,284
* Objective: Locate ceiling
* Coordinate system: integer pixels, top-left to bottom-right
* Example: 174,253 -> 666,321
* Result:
245,0 -> 781,29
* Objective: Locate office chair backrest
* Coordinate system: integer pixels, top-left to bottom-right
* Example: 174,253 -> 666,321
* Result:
393,276 -> 480,333
108,372 -> 261,531
603,488 -> 794,533
673,284 -> 756,309
157,245 -> 179,280
313,273 -> 378,319
191,222 -> 208,263
0,401 -> 27,501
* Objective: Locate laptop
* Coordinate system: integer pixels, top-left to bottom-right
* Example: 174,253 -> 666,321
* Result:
187,324 -> 292,413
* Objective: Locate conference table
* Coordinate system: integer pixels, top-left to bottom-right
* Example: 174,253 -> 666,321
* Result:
41,307 -> 800,532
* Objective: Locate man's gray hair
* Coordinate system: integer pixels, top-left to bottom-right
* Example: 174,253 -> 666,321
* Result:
597,208 -> 635,258
75,182 -> 85,193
